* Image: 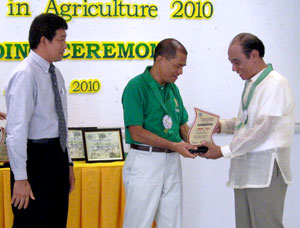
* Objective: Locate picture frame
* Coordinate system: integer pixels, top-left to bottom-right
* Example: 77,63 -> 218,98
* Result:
0,127 -> 9,165
83,128 -> 125,163
68,127 -> 97,161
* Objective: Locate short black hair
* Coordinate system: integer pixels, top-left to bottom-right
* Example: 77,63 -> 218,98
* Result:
231,33 -> 265,58
29,13 -> 68,49
154,38 -> 187,61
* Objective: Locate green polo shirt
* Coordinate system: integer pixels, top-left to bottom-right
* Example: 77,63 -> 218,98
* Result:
122,66 -> 188,144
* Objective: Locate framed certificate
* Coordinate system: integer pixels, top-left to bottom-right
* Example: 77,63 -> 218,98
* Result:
83,128 -> 125,163
68,127 -> 97,160
0,127 -> 9,165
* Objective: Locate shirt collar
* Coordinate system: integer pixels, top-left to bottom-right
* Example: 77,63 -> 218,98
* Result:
249,67 -> 267,83
28,50 -> 52,73
143,65 -> 170,89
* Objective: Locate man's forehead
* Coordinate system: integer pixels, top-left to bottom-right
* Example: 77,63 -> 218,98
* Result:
55,29 -> 67,37
228,43 -> 243,56
229,41 -> 242,51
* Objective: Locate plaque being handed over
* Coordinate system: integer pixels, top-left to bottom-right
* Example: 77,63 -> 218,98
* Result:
188,108 -> 219,154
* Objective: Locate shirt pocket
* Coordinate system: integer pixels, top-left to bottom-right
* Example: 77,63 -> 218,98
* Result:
59,87 -> 68,113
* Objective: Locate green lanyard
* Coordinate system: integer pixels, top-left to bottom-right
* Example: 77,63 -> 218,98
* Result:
152,84 -> 172,114
146,79 -> 176,134
236,64 -> 273,129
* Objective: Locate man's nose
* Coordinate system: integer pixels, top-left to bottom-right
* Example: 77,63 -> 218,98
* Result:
232,65 -> 237,72
177,67 -> 183,75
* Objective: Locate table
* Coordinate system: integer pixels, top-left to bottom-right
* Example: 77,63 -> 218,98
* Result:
0,161 -> 133,228
67,161 -> 126,228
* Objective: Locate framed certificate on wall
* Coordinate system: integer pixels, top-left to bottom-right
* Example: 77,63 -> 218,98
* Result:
83,128 -> 125,163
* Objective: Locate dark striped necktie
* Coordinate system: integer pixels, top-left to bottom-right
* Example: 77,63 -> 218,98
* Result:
49,63 -> 67,152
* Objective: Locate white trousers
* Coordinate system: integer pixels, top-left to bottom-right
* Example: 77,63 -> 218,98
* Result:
122,148 -> 183,228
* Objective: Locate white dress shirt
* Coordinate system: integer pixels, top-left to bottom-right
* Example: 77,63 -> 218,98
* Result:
5,51 -> 71,180
220,69 -> 295,188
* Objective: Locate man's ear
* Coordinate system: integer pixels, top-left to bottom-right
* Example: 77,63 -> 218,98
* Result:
156,55 -> 164,64
40,36 -> 49,46
250,49 -> 259,59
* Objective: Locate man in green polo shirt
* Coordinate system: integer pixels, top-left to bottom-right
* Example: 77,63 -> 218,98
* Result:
122,38 -> 196,228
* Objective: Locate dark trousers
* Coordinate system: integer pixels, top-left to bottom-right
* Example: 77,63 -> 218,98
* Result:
10,138 -> 70,228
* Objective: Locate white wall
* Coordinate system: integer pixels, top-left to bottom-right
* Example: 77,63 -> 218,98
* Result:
0,0 -> 299,227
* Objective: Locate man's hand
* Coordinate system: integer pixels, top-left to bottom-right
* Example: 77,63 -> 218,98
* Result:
172,141 -> 198,158
11,180 -> 35,209
0,112 -> 6,120
198,141 -> 223,160
69,166 -> 75,193
213,121 -> 221,134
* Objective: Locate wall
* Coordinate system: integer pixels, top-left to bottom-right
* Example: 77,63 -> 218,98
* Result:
0,0 -> 299,227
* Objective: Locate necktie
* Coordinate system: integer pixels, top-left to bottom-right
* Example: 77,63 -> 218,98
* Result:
49,63 -> 67,152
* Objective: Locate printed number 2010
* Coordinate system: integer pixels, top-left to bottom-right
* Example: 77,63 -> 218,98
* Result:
170,0 -> 213,19
69,79 -> 101,94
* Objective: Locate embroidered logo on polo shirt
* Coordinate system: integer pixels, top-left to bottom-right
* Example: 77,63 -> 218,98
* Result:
174,98 -> 180,112
174,98 -> 179,107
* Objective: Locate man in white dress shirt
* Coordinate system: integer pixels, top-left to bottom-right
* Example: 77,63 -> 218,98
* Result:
200,33 -> 295,228
5,13 -> 75,228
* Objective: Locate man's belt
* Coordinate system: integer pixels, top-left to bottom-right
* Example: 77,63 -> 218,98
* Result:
28,137 -> 60,144
130,144 -> 174,153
